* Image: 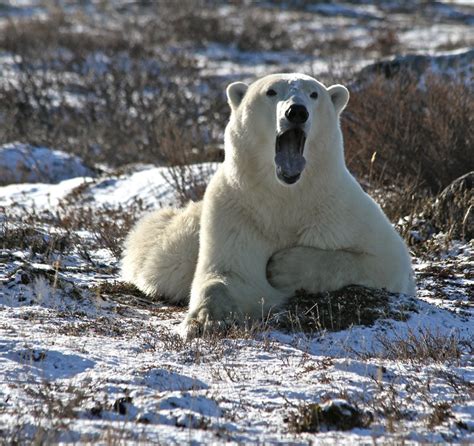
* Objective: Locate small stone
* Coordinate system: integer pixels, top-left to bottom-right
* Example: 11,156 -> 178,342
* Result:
113,396 -> 133,416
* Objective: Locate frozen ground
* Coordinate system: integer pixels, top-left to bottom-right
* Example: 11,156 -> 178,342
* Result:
0,152 -> 473,444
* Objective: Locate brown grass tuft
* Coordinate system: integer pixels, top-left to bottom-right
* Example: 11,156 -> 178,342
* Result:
376,327 -> 470,364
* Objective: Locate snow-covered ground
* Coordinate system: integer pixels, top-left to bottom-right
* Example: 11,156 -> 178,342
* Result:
1,149 -> 472,444
0,143 -> 95,185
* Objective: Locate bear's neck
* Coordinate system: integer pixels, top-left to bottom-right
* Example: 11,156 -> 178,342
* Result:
224,129 -> 349,201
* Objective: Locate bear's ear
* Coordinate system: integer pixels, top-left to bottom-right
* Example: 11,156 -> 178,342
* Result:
328,84 -> 349,115
226,82 -> 248,110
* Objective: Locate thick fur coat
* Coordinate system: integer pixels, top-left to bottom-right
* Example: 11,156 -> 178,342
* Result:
121,73 -> 415,334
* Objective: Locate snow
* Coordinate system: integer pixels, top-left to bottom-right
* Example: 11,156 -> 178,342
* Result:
1,176 -> 87,209
1,298 -> 472,443
0,163 -> 217,212
306,3 -> 382,20
0,143 -> 95,185
400,26 -> 474,53
0,160 -> 472,443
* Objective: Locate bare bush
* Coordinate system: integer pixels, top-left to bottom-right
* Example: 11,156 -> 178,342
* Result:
0,209 -> 75,257
143,2 -> 293,52
344,75 -> 474,193
143,2 -> 234,46
0,13 -> 133,56
367,28 -> 400,57
0,10 -> 228,168
236,12 -> 292,52
0,56 -> 220,167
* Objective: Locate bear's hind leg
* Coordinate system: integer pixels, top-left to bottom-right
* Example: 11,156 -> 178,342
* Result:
121,201 -> 202,304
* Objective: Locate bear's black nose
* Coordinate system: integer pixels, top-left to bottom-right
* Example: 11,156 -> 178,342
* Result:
285,104 -> 309,124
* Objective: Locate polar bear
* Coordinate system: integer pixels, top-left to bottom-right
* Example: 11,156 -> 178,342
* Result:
121,73 -> 415,334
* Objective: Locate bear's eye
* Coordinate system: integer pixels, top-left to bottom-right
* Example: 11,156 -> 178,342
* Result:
310,91 -> 318,99
266,89 -> 277,97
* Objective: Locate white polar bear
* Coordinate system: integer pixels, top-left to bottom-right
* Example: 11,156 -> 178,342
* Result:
121,73 -> 415,334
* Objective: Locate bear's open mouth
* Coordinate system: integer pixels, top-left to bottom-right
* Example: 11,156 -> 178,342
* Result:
275,128 -> 307,185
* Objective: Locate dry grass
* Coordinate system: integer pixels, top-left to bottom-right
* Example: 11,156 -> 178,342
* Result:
0,213 -> 74,256
161,163 -> 216,206
1,203 -> 139,265
0,57 -> 216,168
6,381 -> 93,444
376,327 -> 471,365
427,402 -> 454,429
346,324 -> 473,367
142,2 -> 293,52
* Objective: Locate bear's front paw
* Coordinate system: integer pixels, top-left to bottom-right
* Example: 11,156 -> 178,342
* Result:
181,307 -> 236,339
267,246 -> 313,292
181,281 -> 241,338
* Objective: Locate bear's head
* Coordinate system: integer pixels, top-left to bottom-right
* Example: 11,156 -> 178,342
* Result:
225,73 -> 349,187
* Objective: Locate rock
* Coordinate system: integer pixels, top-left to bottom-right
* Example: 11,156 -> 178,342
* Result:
113,396 -> 133,416
432,171 -> 473,240
286,399 -> 373,433
354,49 -> 474,86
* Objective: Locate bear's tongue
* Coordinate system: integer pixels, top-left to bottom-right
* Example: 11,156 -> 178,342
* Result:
275,128 -> 306,185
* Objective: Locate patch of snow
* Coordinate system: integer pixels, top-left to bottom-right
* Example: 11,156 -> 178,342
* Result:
428,2 -> 474,24
0,143 -> 95,185
307,3 -> 382,20
0,163 -> 217,211
0,176 -> 92,209
141,369 -> 208,392
400,24 -> 474,53
0,0 -> 44,19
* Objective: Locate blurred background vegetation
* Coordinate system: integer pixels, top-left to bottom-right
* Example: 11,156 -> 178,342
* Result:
0,0 -> 472,242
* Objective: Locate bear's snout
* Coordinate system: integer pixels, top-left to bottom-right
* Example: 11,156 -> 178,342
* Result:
285,104 -> 309,124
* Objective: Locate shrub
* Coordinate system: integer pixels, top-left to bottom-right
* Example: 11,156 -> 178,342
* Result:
343,75 -> 474,193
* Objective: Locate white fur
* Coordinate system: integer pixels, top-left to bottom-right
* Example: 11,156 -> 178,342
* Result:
121,73 -> 415,334
121,201 -> 201,304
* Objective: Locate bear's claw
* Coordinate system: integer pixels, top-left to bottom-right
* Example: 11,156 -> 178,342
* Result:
181,306 -> 239,339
